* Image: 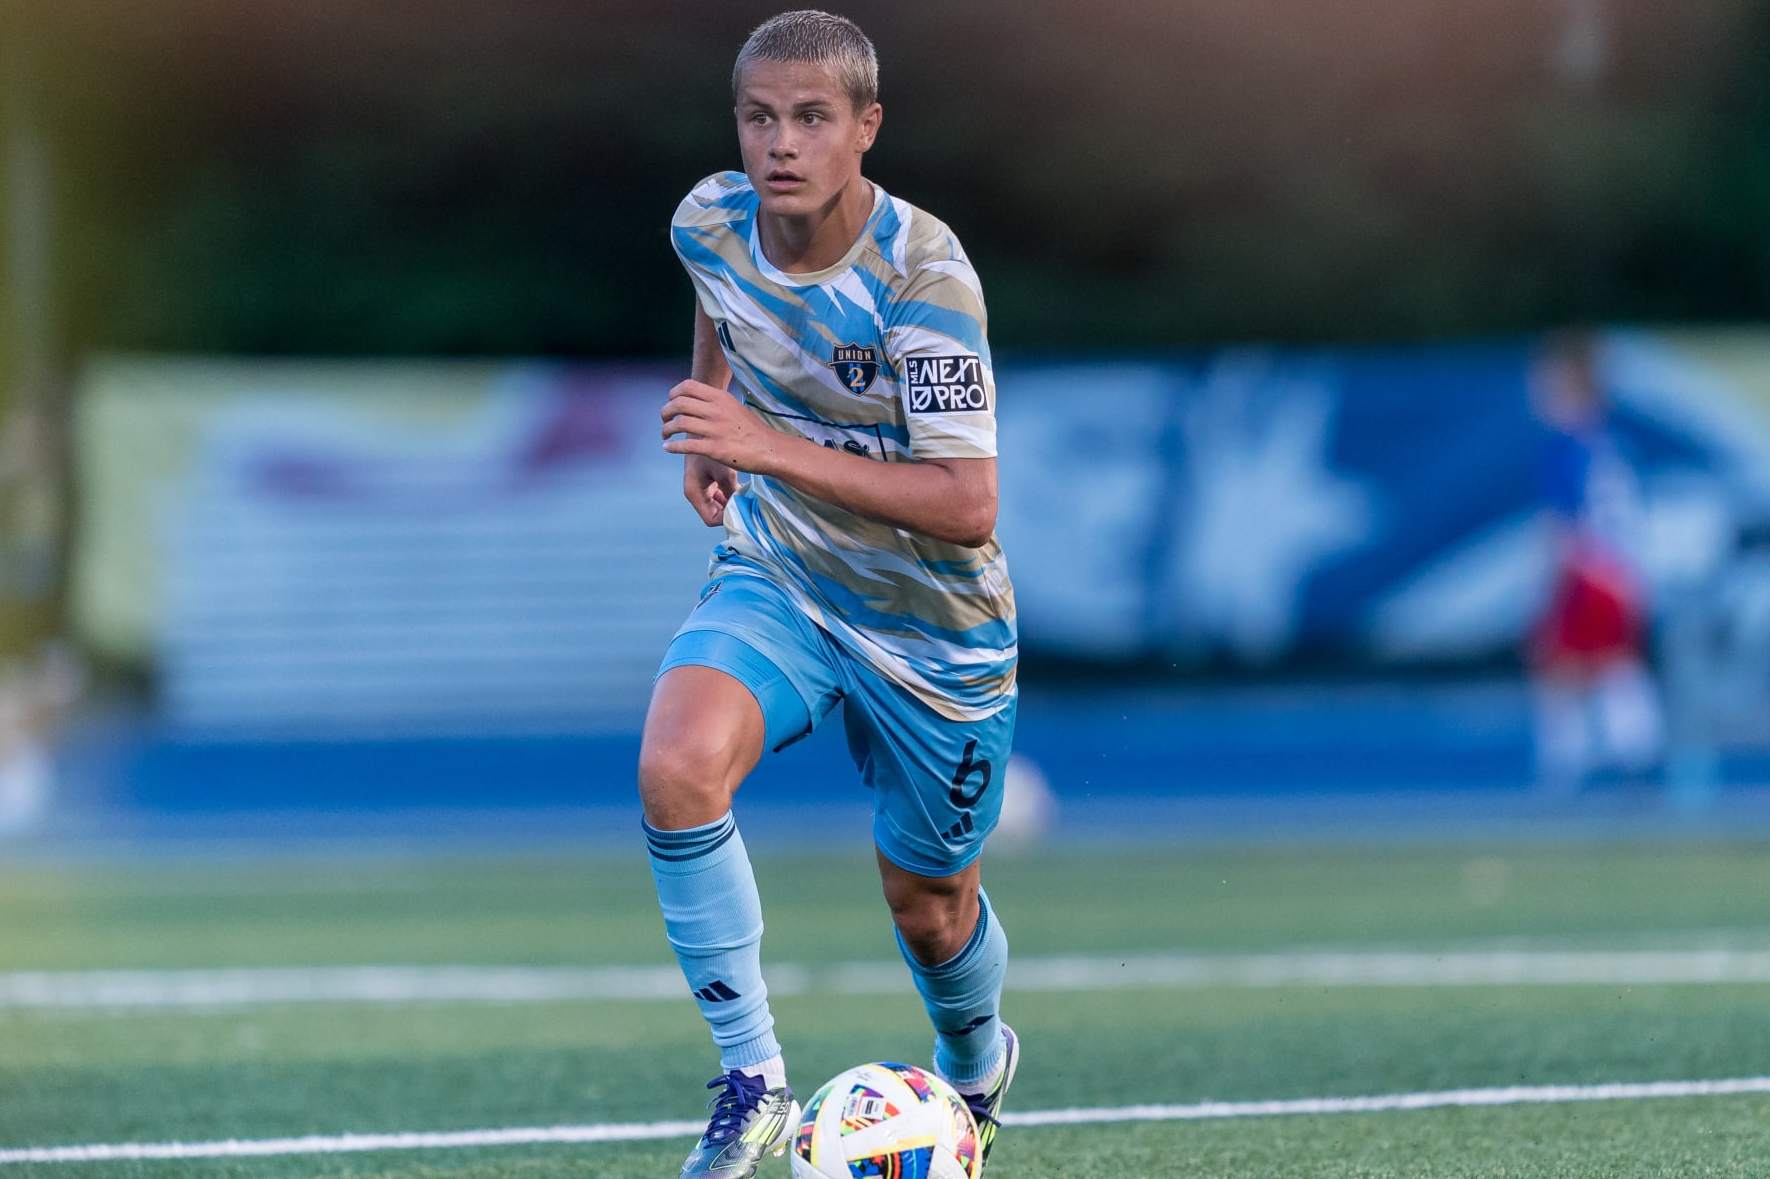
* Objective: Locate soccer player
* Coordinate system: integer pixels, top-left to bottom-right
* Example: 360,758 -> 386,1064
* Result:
1528,331 -> 1663,791
643,11 -> 1019,1178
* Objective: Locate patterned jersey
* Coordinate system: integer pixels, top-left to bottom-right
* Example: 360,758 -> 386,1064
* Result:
670,171 -> 1016,720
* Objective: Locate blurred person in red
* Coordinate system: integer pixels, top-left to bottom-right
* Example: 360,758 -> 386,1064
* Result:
1528,331 -> 1664,793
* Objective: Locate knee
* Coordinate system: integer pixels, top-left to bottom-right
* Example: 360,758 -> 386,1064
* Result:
888,883 -> 977,967
637,738 -> 738,825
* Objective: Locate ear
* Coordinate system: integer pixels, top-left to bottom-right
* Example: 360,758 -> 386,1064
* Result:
856,102 -> 882,153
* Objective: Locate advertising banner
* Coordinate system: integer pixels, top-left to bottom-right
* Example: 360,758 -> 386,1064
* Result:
73,332 -> 1770,735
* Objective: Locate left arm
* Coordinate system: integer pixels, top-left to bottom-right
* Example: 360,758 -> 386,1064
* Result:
661,380 -> 997,547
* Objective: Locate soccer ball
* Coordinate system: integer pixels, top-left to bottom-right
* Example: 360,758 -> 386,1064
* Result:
790,1061 -> 982,1179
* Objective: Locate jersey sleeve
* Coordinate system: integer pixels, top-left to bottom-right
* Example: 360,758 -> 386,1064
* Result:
884,259 -> 997,460
669,173 -> 750,320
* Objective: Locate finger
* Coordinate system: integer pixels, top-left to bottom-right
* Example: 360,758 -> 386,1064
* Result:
662,388 -> 711,419
664,436 -> 716,457
683,487 -> 721,527
663,390 -> 716,415
692,496 -> 723,526
662,393 -> 722,421
662,411 -> 716,440
667,380 -> 723,405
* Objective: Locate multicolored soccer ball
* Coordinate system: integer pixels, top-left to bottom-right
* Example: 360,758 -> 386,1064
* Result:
789,1061 -> 982,1179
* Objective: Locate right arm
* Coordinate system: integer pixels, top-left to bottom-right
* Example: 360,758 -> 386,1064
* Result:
681,304 -> 738,526
690,302 -> 732,391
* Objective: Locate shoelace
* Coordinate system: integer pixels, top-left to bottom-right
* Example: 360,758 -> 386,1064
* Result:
962,1090 -> 1000,1130
702,1070 -> 769,1146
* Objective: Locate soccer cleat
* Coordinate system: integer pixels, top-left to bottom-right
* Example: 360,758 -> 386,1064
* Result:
946,1023 -> 1019,1172
678,1069 -> 800,1178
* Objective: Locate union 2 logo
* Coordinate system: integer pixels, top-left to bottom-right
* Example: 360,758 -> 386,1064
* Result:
830,343 -> 879,394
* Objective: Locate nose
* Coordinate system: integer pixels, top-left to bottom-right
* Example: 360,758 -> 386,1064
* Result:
768,127 -> 798,160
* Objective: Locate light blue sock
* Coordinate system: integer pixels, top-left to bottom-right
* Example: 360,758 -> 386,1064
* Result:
645,812 -> 780,1071
896,888 -> 1008,1088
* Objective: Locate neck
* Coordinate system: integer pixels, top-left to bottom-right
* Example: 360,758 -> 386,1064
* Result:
757,176 -> 873,274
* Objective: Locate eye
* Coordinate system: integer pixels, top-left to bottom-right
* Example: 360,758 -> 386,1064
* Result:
801,112 -> 825,125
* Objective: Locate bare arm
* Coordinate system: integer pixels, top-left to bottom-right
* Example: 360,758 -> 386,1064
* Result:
661,380 -> 998,548
690,302 -> 732,390
766,442 -> 997,549
678,305 -> 739,526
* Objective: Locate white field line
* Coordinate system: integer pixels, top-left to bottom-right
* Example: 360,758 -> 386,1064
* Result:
7,949 -> 1770,1011
4,1077 -> 1769,1164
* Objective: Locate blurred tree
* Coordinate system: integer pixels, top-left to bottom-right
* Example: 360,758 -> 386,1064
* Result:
11,0 -> 1770,359
0,19 -> 67,658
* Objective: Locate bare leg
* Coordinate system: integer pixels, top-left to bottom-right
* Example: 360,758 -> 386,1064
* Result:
638,665 -> 783,1080
877,849 -> 981,966
639,665 -> 766,827
878,849 -> 1009,1092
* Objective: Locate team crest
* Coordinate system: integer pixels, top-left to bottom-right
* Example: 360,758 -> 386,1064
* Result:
830,343 -> 879,394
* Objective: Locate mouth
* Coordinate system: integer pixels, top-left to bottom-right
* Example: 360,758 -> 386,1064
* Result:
765,171 -> 806,190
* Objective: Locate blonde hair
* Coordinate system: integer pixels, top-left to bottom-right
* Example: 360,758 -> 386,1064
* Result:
733,10 -> 878,112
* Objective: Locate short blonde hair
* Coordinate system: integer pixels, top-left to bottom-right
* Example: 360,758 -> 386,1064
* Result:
732,10 -> 879,112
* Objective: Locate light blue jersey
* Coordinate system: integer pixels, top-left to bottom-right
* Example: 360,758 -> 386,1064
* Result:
671,172 -> 1016,721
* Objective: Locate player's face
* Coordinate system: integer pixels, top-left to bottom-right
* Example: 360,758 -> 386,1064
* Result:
734,59 -> 880,217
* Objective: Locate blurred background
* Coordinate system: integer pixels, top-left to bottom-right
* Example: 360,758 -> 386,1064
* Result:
4,0 -> 1770,847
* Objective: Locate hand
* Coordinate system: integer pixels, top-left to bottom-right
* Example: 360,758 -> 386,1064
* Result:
683,453 -> 738,526
662,381 -> 781,475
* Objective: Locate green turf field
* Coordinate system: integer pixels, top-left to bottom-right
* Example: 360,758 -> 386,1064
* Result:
3,838 -> 1769,1177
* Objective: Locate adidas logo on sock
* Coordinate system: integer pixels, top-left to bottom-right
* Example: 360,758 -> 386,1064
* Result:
941,1014 -> 994,1038
693,979 -> 742,1003
944,812 -> 976,840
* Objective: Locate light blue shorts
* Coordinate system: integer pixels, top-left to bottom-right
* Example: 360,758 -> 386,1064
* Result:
658,573 -> 1017,877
